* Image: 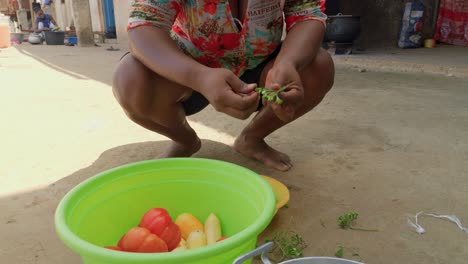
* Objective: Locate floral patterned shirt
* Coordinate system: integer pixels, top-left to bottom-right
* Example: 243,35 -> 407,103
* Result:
128,0 -> 327,76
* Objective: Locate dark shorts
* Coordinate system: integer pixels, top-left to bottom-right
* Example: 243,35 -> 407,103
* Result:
121,46 -> 281,116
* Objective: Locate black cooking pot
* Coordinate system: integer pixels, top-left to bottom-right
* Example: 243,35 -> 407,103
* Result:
324,14 -> 361,43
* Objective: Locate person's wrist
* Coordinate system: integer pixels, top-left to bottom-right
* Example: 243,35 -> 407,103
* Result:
190,65 -> 211,93
273,59 -> 298,72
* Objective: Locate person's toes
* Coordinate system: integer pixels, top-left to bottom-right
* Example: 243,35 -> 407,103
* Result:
273,149 -> 292,169
234,136 -> 293,171
281,160 -> 293,170
264,158 -> 291,171
259,153 -> 291,171
278,151 -> 291,164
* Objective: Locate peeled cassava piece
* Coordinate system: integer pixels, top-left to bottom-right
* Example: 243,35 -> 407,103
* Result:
186,230 -> 207,249
204,213 -> 222,245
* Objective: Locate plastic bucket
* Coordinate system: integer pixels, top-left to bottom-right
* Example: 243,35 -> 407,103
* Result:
44,31 -> 65,45
55,158 -> 276,264
0,15 -> 11,48
10,32 -> 24,45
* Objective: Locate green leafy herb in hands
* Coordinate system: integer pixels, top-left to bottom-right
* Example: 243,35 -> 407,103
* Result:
338,211 -> 378,232
265,230 -> 307,262
255,83 -> 292,105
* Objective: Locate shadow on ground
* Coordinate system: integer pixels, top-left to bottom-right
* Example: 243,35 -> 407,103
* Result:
14,43 -> 127,85
2,139 -> 288,263
3,39 -> 468,264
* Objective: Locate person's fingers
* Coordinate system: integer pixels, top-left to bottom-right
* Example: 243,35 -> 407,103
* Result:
222,89 -> 259,111
267,82 -> 282,91
244,83 -> 258,93
226,73 -> 257,94
276,85 -> 303,104
218,90 -> 259,119
248,93 -> 261,114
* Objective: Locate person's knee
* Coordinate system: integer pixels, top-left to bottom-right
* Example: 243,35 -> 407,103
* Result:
112,61 -> 133,110
311,49 -> 335,90
302,49 -> 335,104
112,55 -> 152,117
318,49 -> 335,91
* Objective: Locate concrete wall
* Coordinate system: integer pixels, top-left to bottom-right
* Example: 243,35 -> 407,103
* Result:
0,0 -> 9,12
52,0 -> 74,29
340,0 -> 439,48
0,0 -> 30,14
113,0 -> 129,43
46,0 -> 104,32
89,0 -> 104,32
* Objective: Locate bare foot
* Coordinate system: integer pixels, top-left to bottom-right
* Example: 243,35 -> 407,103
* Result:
234,135 -> 292,171
158,138 -> 202,158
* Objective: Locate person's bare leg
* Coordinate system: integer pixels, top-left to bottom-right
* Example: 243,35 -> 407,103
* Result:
234,49 -> 335,171
113,54 -> 201,157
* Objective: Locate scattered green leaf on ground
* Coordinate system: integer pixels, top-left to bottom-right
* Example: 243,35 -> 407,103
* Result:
335,245 -> 344,258
338,212 -> 359,229
338,211 -> 378,232
320,219 -> 326,228
265,229 -> 307,262
334,245 -> 362,262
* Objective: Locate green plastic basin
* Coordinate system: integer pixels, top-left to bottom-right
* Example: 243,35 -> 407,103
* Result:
55,158 -> 276,264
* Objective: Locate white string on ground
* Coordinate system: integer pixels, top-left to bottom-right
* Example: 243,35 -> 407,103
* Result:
407,211 -> 426,234
407,211 -> 468,234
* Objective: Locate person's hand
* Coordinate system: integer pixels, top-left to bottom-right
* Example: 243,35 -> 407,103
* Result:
195,68 -> 260,120
264,62 -> 304,122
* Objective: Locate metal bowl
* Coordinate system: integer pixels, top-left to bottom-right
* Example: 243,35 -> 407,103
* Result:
234,242 -> 363,264
324,14 -> 361,43
28,33 -> 43,44
279,257 -> 363,264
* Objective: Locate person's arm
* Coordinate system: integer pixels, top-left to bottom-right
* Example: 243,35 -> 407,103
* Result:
275,20 -> 324,72
49,15 -> 57,27
263,0 -> 327,122
34,18 -> 39,31
276,0 -> 326,71
128,26 -> 208,92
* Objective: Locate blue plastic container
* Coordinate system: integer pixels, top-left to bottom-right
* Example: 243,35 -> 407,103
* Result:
67,36 -> 78,45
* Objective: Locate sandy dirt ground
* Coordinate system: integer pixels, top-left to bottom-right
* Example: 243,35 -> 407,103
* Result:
1,43 -> 468,264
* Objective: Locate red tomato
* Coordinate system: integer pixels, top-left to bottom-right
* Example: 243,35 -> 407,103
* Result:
104,246 -> 122,251
139,208 -> 181,251
140,208 -> 172,236
160,222 -> 182,251
118,227 -> 168,253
